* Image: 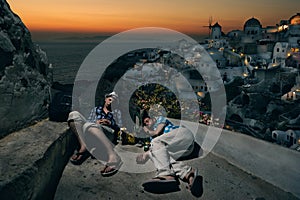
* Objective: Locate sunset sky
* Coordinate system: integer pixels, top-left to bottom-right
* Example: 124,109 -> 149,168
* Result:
6,0 -> 300,39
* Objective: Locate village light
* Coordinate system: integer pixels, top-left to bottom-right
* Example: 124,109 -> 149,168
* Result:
298,138 -> 300,144
243,73 -> 248,77
278,25 -> 289,31
197,92 -> 205,98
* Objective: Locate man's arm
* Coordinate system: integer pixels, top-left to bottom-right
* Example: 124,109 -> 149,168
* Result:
143,123 -> 165,137
87,107 -> 97,123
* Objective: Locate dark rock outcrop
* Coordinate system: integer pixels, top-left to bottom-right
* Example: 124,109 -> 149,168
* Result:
0,0 -> 52,138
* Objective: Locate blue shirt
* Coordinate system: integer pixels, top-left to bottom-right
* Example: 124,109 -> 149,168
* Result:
153,116 -> 179,134
87,106 -> 121,131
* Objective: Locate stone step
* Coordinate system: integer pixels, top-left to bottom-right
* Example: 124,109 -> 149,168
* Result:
0,120 -> 77,200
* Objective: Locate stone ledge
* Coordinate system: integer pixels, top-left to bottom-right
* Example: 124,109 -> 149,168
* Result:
213,128 -> 300,199
179,120 -> 300,199
0,120 -> 77,200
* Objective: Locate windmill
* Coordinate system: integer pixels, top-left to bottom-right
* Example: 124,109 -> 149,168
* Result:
203,16 -> 213,38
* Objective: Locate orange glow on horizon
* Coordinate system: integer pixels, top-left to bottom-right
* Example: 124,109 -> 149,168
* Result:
6,0 -> 300,36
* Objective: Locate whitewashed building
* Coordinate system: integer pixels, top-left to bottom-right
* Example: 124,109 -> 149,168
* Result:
244,17 -> 262,35
272,42 -> 289,67
288,13 -> 300,47
272,129 -> 300,147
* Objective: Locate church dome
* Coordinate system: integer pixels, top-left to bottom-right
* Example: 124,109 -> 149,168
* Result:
244,17 -> 262,28
289,13 -> 300,25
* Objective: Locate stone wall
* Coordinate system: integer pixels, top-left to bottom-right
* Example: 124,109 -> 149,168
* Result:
0,120 -> 76,200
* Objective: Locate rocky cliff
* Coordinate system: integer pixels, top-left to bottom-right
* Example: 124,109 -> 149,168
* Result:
0,0 -> 52,138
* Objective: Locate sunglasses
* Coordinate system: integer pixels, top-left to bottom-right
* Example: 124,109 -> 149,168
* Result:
107,97 -> 115,102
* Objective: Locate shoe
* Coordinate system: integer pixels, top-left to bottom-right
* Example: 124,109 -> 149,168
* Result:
188,168 -> 203,197
70,151 -> 91,165
101,160 -> 123,177
142,176 -> 180,194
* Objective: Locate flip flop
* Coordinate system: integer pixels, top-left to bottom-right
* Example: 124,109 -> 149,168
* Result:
189,168 -> 203,197
101,160 -> 123,177
142,176 -> 180,194
70,151 -> 91,165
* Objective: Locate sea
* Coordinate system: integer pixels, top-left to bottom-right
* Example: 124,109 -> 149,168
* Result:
35,34 -> 207,85
36,40 -> 100,84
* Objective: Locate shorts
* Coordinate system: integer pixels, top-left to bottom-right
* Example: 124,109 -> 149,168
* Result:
68,111 -> 116,142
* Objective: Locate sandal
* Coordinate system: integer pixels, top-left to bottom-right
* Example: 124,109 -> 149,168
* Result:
70,151 -> 91,165
101,160 -> 123,177
186,168 -> 203,197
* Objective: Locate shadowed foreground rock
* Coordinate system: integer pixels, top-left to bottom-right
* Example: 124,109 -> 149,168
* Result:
0,0 -> 52,138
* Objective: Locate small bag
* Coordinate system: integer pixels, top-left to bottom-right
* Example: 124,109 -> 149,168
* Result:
118,131 -> 136,145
